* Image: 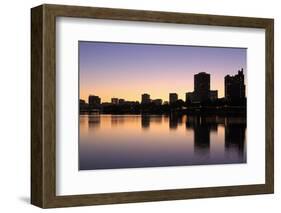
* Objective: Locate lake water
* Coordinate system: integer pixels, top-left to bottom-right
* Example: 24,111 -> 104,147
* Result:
79,114 -> 246,170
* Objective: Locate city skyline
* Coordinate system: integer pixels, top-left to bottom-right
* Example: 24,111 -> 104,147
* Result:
81,70 -> 246,104
80,41 -> 247,102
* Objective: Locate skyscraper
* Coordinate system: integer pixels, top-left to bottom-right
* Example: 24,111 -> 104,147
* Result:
225,68 -> 245,102
194,72 -> 210,102
141,93 -> 151,104
88,95 -> 101,108
152,99 -> 163,106
186,72 -> 217,103
169,93 -> 178,104
111,98 -> 119,104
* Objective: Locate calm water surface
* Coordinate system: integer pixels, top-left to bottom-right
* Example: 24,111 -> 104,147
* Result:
79,114 -> 246,170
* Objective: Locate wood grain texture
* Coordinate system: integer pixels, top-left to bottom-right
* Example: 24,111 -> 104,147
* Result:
31,5 -> 43,207
265,20 -> 274,193
31,4 -> 274,208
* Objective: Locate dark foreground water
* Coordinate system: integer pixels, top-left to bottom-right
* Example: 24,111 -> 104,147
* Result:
79,114 -> 246,170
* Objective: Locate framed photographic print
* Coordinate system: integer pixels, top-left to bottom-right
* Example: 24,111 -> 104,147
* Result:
31,4 -> 274,208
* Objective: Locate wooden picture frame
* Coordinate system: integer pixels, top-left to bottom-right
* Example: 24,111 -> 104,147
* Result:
31,4 -> 274,208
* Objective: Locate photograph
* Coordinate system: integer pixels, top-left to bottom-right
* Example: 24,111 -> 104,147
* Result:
30,4 -> 274,208
79,41 -> 247,170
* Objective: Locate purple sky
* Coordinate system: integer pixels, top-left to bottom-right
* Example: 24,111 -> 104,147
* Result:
79,41 -> 247,102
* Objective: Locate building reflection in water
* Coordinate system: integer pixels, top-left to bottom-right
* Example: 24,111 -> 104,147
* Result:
87,114 -> 246,158
111,115 -> 125,127
141,115 -> 150,129
87,113 -> 101,129
186,116 -> 214,158
169,115 -> 178,129
185,115 -> 245,158
82,113 -> 246,169
224,117 -> 246,159
150,115 -> 163,124
169,114 -> 183,130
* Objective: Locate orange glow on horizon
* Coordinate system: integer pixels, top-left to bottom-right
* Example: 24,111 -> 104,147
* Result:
80,82 -> 225,103
79,42 -> 247,103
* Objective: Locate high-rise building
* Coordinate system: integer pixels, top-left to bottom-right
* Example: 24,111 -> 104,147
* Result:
194,72 -> 210,102
186,92 -> 194,103
169,93 -> 178,104
152,99 -> 163,106
225,69 -> 245,101
186,72 -> 217,103
111,98 -> 119,104
88,95 -> 101,107
141,93 -> 151,104
209,90 -> 218,101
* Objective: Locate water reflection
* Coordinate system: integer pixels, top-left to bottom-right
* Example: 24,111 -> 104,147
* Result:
186,116 -> 214,159
87,114 -> 100,129
79,114 -> 246,170
225,120 -> 246,160
141,115 -> 150,129
111,115 -> 125,127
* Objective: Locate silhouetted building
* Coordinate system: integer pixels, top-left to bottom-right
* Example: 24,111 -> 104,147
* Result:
88,95 -> 101,107
118,99 -> 125,104
194,72 -> 210,102
79,99 -> 89,112
141,93 -> 151,104
210,90 -> 218,101
169,93 -> 178,104
225,69 -> 245,102
124,101 -> 138,105
111,98 -> 119,105
101,102 -> 111,106
152,99 -> 163,106
186,72 -> 218,103
186,92 -> 194,103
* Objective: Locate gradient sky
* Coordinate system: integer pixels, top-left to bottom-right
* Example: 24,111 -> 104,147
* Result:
79,41 -> 247,103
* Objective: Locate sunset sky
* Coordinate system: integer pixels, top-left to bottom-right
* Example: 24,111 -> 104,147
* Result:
79,41 -> 247,103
